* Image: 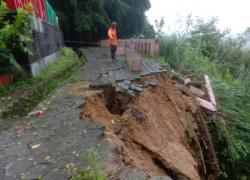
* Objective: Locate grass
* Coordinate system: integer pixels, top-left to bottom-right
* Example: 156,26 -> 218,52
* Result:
156,35 -> 250,179
71,148 -> 107,180
0,47 -> 82,97
0,47 -> 84,118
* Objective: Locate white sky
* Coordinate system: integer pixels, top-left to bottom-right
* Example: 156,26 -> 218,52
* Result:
146,0 -> 250,34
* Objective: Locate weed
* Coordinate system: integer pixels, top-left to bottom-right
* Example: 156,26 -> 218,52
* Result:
71,148 -> 107,180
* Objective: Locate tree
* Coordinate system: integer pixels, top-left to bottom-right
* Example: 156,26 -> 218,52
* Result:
243,27 -> 250,41
142,18 -> 155,38
155,17 -> 165,37
49,0 -> 152,41
189,17 -> 226,61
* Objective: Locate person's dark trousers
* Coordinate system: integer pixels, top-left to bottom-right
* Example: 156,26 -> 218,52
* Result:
110,45 -> 117,61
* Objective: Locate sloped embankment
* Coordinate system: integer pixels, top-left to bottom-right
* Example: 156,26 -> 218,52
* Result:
82,73 -> 210,179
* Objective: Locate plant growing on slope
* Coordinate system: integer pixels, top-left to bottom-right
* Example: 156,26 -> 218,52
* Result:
157,16 -> 250,179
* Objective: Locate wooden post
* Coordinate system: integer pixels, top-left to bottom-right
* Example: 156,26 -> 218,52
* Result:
204,75 -> 216,107
196,97 -> 217,112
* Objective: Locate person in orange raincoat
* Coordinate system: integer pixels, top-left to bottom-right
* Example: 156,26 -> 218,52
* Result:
108,22 -> 118,62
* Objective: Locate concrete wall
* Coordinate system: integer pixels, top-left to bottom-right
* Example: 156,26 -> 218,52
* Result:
11,16 -> 64,76
99,39 -> 160,57
30,52 -> 59,76
27,17 -> 64,76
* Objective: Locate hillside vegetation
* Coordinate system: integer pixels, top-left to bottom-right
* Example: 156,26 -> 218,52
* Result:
157,17 -> 250,179
49,0 -> 155,41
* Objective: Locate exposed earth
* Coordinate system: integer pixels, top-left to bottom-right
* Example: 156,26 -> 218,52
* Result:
0,48 -> 218,180
83,73 -> 202,180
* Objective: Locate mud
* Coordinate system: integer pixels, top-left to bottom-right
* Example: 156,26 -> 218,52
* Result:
65,81 -> 102,97
82,73 -> 205,180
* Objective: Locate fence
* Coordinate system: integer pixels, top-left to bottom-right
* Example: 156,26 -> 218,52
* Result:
99,39 -> 160,57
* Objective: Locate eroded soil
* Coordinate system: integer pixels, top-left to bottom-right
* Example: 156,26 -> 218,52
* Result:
82,73 -> 204,180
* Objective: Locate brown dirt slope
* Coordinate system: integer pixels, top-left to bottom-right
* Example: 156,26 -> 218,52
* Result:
83,73 -> 203,180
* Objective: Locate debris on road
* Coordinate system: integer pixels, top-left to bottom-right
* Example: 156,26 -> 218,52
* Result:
28,111 -> 43,118
30,144 -> 41,149
13,125 -> 26,134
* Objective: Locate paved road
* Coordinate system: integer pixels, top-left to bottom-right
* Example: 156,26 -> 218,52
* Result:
0,48 -> 165,180
0,84 -> 118,180
78,47 -> 166,88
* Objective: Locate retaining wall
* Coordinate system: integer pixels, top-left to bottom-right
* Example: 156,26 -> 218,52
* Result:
15,16 -> 64,76
28,18 -> 64,76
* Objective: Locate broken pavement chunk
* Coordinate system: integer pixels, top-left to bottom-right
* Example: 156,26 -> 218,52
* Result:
128,82 -> 143,93
135,84 -> 144,88
130,84 -> 137,91
123,80 -> 132,85
135,87 -> 143,92
117,82 -> 129,91
144,80 -> 158,88
148,80 -> 158,87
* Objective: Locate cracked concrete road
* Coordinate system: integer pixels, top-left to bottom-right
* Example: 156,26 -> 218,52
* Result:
0,84 -> 119,179
0,47 -> 167,180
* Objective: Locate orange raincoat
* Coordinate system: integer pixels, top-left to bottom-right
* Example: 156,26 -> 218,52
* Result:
108,27 -> 118,46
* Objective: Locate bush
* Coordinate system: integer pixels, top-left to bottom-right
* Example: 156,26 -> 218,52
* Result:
0,2 -> 32,74
0,49 -> 22,74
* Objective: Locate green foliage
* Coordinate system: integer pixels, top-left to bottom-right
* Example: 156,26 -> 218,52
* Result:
49,0 -> 151,41
35,48 -> 77,80
0,48 -> 82,118
0,49 -> 22,74
0,1 -> 32,74
157,17 -> 250,179
0,48 -> 79,97
71,149 -> 106,180
155,17 -> 165,37
188,17 -> 221,60
158,33 -> 187,69
142,17 -> 155,38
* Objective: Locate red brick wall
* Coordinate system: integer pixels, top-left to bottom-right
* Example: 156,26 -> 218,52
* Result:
99,39 -> 159,57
